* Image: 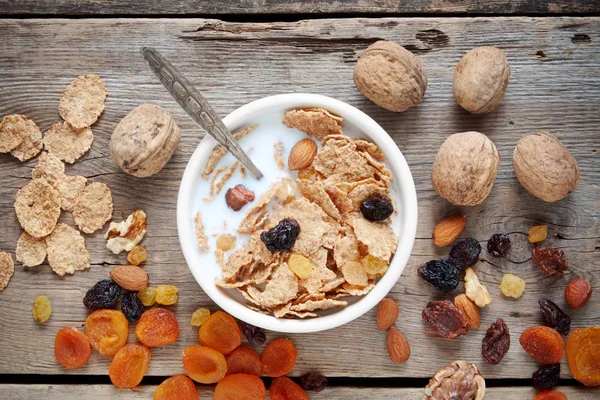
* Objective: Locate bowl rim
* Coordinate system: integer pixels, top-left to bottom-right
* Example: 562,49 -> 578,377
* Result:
177,93 -> 418,333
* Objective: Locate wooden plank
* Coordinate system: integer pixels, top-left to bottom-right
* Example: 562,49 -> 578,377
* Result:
0,0 -> 598,16
0,385 -> 597,399
0,17 -> 598,380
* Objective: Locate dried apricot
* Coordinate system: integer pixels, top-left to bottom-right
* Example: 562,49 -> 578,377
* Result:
156,284 -> 178,305
567,326 -> 600,387
154,375 -> 199,400
182,345 -> 227,384
533,390 -> 568,400
135,307 -> 180,347
565,279 -> 592,309
54,327 -> 91,368
191,307 -> 211,327
214,374 -> 266,400
261,338 -> 297,377
109,344 -> 151,388
270,376 -> 308,400
84,309 -> 129,356
138,286 -> 157,306
127,245 -> 147,266
227,346 -> 261,377
199,311 -> 242,355
520,326 -> 564,364
33,295 -> 52,323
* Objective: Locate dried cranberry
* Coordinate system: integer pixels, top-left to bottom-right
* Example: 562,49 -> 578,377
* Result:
238,320 -> 266,346
482,318 -> 510,365
532,247 -> 568,276
532,364 -> 560,389
360,196 -> 394,222
422,300 -> 469,339
300,372 -> 328,392
83,279 -> 121,309
487,234 -> 511,257
539,298 -> 571,335
418,260 -> 459,292
121,292 -> 144,323
260,218 -> 300,252
448,238 -> 481,270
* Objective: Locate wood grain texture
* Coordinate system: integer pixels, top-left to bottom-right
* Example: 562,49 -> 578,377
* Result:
0,17 -> 598,381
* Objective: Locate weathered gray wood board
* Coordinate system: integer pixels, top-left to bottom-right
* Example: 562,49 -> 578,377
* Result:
0,17 -> 598,381
0,385 -> 597,399
0,0 -> 598,15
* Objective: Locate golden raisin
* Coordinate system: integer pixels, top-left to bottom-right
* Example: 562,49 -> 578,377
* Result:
32,295 -> 52,323
567,326 -> 600,387
216,234 -> 237,252
138,286 -> 157,306
84,309 -> 129,356
199,311 -> 242,355
529,225 -> 548,243
182,345 -> 227,384
191,307 -> 211,327
156,284 -> 178,305
154,375 -> 199,400
135,307 -> 180,347
520,326 -> 564,364
127,245 -> 147,266
360,254 -> 388,277
54,327 -> 91,368
270,376 -> 308,400
261,338 -> 298,377
226,346 -> 262,377
500,274 -> 526,298
341,261 -> 368,287
288,253 -> 313,279
297,167 -> 316,180
109,344 -> 151,388
214,374 -> 266,400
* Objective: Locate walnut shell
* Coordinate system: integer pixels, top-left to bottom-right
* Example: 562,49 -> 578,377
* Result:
513,131 -> 579,202
110,103 -> 180,177
425,360 -> 485,400
431,131 -> 499,206
453,46 -> 510,114
353,40 -> 427,112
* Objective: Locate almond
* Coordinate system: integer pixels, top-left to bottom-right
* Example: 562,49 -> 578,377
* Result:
432,215 -> 466,247
454,294 -> 480,329
110,265 -> 148,291
288,138 -> 318,170
376,297 -> 399,331
387,326 -> 410,364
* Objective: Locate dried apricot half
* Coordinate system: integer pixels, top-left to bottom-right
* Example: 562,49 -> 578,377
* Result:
533,390 -> 568,400
54,327 -> 91,368
135,307 -> 180,347
520,326 -> 564,364
182,345 -> 227,384
227,346 -> 262,377
199,311 -> 242,355
84,309 -> 129,356
109,344 -> 151,388
261,338 -> 298,377
214,374 -> 266,400
270,376 -> 308,400
567,326 -> 600,387
154,375 -> 199,400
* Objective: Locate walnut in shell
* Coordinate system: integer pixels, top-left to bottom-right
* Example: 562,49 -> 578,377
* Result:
513,131 -> 579,202
353,40 -> 427,112
110,103 -> 180,177
453,46 -> 510,114
425,360 -> 485,400
431,131 -> 499,206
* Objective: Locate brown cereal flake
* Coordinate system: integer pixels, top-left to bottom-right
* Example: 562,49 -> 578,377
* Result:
248,263 -> 298,308
313,136 -> 376,183
202,125 -> 257,179
307,247 -> 328,269
238,179 -> 293,234
283,108 -> 343,140
14,178 -> 61,238
214,162 -> 239,196
209,166 -> 227,197
274,141 -> 285,170
56,175 -> 87,212
354,139 -> 385,162
0,252 -> 15,291
348,182 -> 390,210
9,116 -> 43,161
16,231 -> 47,267
351,215 -> 397,262
240,165 -> 246,179
46,223 -> 90,276
0,114 -> 29,153
58,74 -> 107,129
32,152 -> 66,187
72,182 -> 113,234
318,277 -> 346,293
274,303 -> 318,319
222,247 -> 253,280
299,262 -> 337,295
297,179 -> 342,222
193,211 -> 210,250
340,281 -> 375,296
43,121 -> 94,164
290,298 -> 347,312
325,185 -> 354,217
333,232 -> 359,267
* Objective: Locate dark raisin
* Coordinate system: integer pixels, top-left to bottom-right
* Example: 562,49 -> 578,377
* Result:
539,298 -> 571,335
121,292 -> 144,323
448,238 -> 481,270
238,320 -> 266,346
360,196 -> 394,222
482,318 -> 511,365
300,372 -> 328,392
422,300 -> 469,339
83,279 -> 121,309
532,364 -> 560,389
418,259 -> 459,292
260,218 -> 300,252
487,234 -> 511,257
532,247 -> 568,277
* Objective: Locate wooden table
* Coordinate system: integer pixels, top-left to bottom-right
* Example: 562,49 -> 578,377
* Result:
0,1 -> 599,399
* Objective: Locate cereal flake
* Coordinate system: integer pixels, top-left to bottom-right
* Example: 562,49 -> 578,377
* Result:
8,116 -> 43,161
0,114 -> 28,153
193,211 -> 210,250
274,141 -> 285,170
14,178 -> 61,238
56,175 -> 87,212
72,182 -> 113,234
283,108 -> 343,140
16,232 -> 47,267
46,223 -> 90,276
43,121 -> 94,164
351,215 -> 397,262
0,252 -> 15,291
32,152 -> 66,187
202,125 -> 257,179
58,74 -> 107,129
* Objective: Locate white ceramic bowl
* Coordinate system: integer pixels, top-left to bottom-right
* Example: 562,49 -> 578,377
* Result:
177,93 -> 417,333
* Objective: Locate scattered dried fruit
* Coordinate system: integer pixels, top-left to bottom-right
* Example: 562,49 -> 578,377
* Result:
533,390 -> 568,400
360,196 -> 393,222
300,373 -> 327,392
239,321 -> 266,346
418,259 -> 460,292
83,279 -> 121,309
500,274 -> 526,298
288,138 -> 318,171
190,308 -> 211,327
214,374 -> 266,400
127,245 -> 147,266
433,215 -> 466,247
199,311 -> 242,355
54,327 -> 91,368
464,267 -> 492,307
226,184 -> 255,211
487,233 -> 511,257
110,265 -> 149,291
520,326 -> 564,364
32,295 -> 52,323
105,209 -> 147,254
377,297 -> 399,331
270,376 -> 308,400
84,309 -> 129,356
387,326 -> 411,364
422,300 -> 469,339
260,218 -> 301,252
454,294 -> 480,329
261,338 -> 298,377
539,298 -> 571,335
448,238 -> 481,270
108,344 -> 151,388
533,364 -> 560,390
216,234 -> 237,252
529,225 -> 548,243
153,375 -> 199,400
482,318 -> 510,365
566,326 -> 600,387
532,246 -> 568,277
226,346 -> 262,377
155,284 -> 179,305
183,345 -> 227,384
424,360 -> 485,400
137,286 -> 157,307
135,308 -> 180,348
565,279 -> 592,309
121,292 -> 144,323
